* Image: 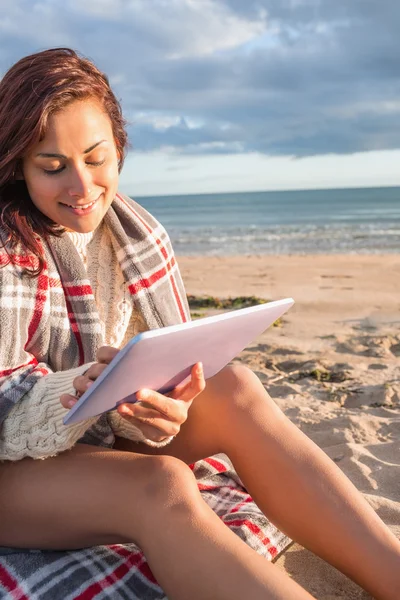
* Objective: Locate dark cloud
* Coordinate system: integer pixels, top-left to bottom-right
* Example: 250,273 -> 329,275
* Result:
1,0 -> 399,157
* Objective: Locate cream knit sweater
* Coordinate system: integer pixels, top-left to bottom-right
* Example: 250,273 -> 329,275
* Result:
0,224 -> 172,461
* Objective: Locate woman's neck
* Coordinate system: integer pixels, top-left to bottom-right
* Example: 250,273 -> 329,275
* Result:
66,230 -> 96,268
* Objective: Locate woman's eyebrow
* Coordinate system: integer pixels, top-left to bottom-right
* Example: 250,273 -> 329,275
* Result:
36,140 -> 106,159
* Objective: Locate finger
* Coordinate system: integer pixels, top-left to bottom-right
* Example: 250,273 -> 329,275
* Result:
117,403 -> 163,421
72,375 -> 88,396
118,402 -> 183,427
171,362 -> 205,401
72,363 -> 106,395
72,373 -> 96,396
191,362 -> 206,392
60,394 -> 77,409
134,390 -> 184,422
97,346 -> 119,364
118,413 -> 180,440
85,363 -> 108,381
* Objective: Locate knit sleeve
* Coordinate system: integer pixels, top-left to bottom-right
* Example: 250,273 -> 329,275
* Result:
0,364 -> 98,461
0,251 -> 98,461
109,411 -> 175,448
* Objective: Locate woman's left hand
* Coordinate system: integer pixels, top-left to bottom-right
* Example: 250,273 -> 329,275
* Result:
116,362 -> 205,441
62,359 -> 206,442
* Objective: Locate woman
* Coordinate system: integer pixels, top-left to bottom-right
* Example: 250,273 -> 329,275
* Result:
0,48 -> 399,600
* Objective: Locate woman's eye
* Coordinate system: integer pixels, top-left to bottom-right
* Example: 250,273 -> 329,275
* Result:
42,159 -> 105,175
88,159 -> 105,167
43,166 -> 64,175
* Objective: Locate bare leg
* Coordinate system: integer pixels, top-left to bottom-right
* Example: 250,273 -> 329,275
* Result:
0,444 -> 314,600
119,365 -> 400,600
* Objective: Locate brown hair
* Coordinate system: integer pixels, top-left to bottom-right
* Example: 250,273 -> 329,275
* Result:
0,47 -> 128,275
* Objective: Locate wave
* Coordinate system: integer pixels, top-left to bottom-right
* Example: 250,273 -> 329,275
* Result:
168,223 -> 400,255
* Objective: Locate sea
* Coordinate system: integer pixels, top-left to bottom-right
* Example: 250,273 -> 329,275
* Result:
135,186 -> 400,255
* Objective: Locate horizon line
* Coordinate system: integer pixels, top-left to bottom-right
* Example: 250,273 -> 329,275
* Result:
132,183 -> 400,200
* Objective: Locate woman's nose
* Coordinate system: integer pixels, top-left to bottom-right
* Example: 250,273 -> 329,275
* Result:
66,167 -> 92,199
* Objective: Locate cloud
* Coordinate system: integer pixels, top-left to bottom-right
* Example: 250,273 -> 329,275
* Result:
0,0 -> 399,158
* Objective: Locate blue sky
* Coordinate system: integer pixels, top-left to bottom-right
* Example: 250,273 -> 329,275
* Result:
1,0 -> 400,196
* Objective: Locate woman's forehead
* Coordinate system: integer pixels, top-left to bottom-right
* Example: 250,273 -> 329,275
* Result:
35,101 -> 113,153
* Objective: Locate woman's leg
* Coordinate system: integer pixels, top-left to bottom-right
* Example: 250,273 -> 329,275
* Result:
0,444 -> 315,600
118,364 -> 400,600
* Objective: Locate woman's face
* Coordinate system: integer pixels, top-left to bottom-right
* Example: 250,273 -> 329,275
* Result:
22,100 -> 120,232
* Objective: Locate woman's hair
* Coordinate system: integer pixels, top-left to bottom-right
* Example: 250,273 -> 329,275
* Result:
0,47 -> 128,275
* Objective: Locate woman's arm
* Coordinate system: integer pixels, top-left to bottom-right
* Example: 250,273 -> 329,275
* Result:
62,347 -> 205,449
60,346 -> 176,448
0,260 -> 97,461
0,364 -> 98,461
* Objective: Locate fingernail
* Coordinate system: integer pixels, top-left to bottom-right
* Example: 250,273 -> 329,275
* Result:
67,399 -> 76,408
86,381 -> 93,389
197,362 -> 203,373
120,405 -> 133,416
139,389 -> 149,400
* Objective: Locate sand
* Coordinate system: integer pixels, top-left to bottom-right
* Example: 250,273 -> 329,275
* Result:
178,254 -> 400,600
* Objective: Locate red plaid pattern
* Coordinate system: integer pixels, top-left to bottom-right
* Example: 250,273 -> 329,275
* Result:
0,194 -> 291,597
0,455 -> 290,599
0,194 -> 189,425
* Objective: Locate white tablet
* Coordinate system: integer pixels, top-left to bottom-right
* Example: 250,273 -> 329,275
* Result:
64,297 -> 294,425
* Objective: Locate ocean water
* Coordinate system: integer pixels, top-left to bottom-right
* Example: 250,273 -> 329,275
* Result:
135,186 -> 400,255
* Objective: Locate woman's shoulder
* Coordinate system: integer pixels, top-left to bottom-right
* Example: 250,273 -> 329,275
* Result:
114,192 -> 168,234
0,226 -> 41,275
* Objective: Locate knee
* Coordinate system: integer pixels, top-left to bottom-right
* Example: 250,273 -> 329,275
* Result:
143,455 -> 198,506
210,363 -> 278,414
129,455 -> 202,541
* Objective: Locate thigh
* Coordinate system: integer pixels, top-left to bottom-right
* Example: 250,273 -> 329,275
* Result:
115,364 -> 255,463
0,444 -> 177,550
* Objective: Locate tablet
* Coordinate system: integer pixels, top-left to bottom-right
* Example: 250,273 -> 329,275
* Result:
64,297 -> 294,425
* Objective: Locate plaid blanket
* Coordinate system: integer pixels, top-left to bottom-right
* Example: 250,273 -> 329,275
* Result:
0,193 -> 189,425
0,193 -> 291,596
0,454 -> 291,599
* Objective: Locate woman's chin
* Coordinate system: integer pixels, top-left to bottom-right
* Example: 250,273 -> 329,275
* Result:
56,194 -> 110,233
65,217 -> 102,233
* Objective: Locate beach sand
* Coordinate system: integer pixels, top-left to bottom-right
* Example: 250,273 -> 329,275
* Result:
179,254 -> 400,600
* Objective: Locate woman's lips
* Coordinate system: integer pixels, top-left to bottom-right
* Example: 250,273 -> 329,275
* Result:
60,196 -> 100,216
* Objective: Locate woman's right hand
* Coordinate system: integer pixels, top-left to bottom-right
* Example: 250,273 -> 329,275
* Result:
60,346 -> 119,409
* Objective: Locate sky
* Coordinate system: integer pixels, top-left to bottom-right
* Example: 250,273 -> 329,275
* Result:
1,0 -> 400,196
